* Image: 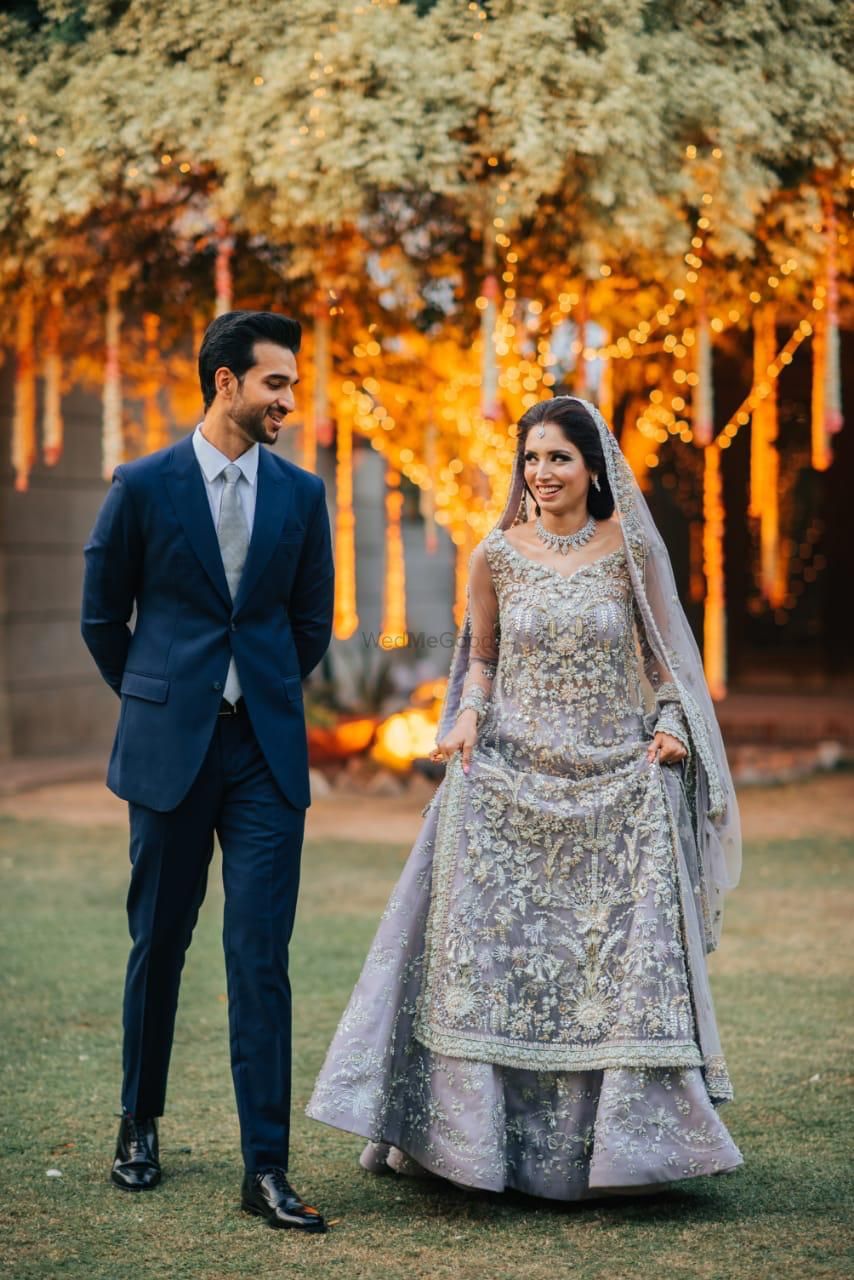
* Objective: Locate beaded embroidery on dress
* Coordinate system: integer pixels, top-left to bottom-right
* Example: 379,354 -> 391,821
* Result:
307,528 -> 742,1198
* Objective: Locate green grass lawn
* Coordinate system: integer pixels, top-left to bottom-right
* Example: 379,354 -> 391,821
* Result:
1,812 -> 852,1280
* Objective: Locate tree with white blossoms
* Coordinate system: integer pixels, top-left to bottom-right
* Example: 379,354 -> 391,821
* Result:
1,0 -> 851,675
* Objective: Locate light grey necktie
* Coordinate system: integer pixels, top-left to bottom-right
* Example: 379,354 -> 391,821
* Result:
217,463 -> 250,704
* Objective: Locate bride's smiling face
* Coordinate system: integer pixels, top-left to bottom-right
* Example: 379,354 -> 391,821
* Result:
523,422 -> 593,515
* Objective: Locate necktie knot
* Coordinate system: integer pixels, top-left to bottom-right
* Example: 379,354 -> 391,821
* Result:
223,463 -> 242,485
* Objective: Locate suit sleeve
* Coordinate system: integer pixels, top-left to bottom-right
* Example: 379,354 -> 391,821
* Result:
289,477 -> 334,679
81,468 -> 143,695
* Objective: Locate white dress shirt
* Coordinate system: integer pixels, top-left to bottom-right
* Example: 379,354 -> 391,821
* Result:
192,423 -> 259,529
192,425 -> 259,704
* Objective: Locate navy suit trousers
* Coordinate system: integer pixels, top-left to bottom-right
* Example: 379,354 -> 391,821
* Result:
121,707 -> 304,1172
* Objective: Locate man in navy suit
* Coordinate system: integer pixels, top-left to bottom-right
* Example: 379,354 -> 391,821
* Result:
81,311 -> 334,1232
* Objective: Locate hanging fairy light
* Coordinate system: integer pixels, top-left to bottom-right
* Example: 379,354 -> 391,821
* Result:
102,273 -> 124,481
702,444 -> 727,700
42,287 -> 64,467
811,196 -> 843,471
333,396 -> 358,639
311,295 -> 333,457
380,466 -> 407,643
143,312 -> 167,454
421,420 -> 439,553
749,303 -> 785,606
12,290 -> 36,492
480,266 -> 501,420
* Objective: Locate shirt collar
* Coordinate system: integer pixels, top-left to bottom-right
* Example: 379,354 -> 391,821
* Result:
192,423 -> 259,487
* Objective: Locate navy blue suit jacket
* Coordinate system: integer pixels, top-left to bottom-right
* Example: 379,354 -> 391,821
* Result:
81,433 -> 334,812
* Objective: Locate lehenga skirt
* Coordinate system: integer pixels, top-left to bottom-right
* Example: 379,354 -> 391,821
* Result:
307,749 -> 742,1199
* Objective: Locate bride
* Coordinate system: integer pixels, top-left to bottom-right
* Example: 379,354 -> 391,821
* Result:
307,396 -> 743,1198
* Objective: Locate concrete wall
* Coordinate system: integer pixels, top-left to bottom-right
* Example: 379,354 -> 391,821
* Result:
0,372 -> 123,759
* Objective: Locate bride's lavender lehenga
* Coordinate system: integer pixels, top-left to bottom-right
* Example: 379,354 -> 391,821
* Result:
307,524 -> 742,1199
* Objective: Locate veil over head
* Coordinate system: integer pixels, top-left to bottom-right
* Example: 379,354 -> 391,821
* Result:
437,396 -> 741,951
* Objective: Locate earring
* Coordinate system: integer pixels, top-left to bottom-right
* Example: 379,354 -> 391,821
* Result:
592,475 -> 601,492
518,492 -> 528,523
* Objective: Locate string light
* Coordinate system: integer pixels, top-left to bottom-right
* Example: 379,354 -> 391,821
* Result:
380,468 -> 407,642
333,396 -> 358,639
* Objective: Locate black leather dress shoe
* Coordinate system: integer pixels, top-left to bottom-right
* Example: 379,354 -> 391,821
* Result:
111,1113 -> 161,1191
241,1169 -> 327,1232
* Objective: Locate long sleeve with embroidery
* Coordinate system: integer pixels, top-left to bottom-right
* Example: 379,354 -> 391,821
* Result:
456,543 -> 499,726
632,599 -> 691,757
631,544 -> 691,757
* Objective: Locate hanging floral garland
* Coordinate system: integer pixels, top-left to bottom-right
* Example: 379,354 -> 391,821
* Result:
12,290 -> 37,492
480,271 -> 500,421
215,221 -> 234,317
41,287 -> 64,467
692,298 -> 714,447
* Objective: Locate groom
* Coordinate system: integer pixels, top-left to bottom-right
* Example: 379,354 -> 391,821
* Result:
81,311 -> 334,1232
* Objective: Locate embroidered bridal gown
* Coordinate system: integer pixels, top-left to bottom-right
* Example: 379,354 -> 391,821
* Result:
307,527 -> 742,1197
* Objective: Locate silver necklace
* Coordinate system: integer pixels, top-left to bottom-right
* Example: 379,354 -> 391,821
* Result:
535,513 -> 597,555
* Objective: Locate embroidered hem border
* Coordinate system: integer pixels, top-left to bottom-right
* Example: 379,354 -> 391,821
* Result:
413,1025 -> 704,1073
704,1055 -> 734,1102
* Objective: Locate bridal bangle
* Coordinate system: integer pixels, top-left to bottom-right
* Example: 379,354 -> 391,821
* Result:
654,701 -> 691,759
457,687 -> 489,727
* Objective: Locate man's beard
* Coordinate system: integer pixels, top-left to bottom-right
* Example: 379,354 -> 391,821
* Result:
231,399 -> 277,444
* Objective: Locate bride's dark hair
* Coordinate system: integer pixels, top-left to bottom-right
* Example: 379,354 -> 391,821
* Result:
516,397 -> 616,520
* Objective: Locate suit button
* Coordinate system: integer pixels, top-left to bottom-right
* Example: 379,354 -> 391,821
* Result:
212,681 -> 223,692
230,621 -> 237,632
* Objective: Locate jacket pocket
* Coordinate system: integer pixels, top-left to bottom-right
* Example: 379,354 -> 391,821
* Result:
283,675 -> 303,701
120,672 -> 169,703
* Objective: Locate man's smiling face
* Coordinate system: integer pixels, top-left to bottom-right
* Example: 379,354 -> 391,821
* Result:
224,341 -> 299,446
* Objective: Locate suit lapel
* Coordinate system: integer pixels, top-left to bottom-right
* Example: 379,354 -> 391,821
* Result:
234,447 -> 293,612
163,434 -> 231,608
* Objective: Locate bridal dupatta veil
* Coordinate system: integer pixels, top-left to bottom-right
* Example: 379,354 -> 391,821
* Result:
436,396 -> 741,952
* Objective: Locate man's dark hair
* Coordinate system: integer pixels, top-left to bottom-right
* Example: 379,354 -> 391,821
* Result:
198,311 -> 302,410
